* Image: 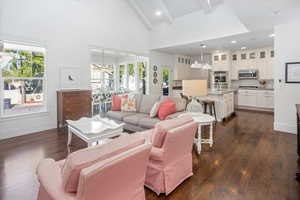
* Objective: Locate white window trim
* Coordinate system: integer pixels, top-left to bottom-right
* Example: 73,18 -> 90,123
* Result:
0,41 -> 48,119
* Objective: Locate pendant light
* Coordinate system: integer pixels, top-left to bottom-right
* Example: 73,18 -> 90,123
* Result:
191,44 -> 212,70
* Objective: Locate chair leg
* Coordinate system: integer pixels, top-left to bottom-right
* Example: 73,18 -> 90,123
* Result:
203,103 -> 207,114
209,105 -> 213,116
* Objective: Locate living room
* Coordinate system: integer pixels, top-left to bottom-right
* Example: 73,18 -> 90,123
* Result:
0,0 -> 300,199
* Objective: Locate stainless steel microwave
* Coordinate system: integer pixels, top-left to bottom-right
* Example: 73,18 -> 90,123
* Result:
238,70 -> 258,80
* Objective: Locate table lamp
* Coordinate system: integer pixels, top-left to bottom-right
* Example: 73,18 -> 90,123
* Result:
183,80 -> 207,112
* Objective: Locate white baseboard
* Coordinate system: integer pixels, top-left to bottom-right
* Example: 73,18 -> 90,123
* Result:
274,122 -> 297,134
0,122 -> 56,140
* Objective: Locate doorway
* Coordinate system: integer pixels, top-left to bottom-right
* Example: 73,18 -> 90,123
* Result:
162,67 -> 172,96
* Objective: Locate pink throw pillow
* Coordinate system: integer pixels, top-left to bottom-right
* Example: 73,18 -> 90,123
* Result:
157,98 -> 176,121
111,95 -> 128,111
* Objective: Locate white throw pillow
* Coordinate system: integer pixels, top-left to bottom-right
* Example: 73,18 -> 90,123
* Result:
149,101 -> 161,118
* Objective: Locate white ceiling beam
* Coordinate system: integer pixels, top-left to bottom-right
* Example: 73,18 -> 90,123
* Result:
198,0 -> 213,13
157,0 -> 173,24
127,0 -> 153,30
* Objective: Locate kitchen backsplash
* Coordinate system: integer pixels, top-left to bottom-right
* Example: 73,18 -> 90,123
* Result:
231,80 -> 274,89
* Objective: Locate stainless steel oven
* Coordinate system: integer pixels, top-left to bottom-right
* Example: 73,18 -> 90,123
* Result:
238,70 -> 258,80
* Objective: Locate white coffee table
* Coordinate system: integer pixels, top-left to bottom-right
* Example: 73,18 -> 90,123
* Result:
179,112 -> 215,154
66,117 -> 124,147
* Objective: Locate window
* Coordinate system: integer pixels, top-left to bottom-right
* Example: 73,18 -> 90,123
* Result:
91,64 -> 114,92
128,64 -> 136,91
0,42 -> 46,117
119,64 -> 126,90
138,62 -> 146,94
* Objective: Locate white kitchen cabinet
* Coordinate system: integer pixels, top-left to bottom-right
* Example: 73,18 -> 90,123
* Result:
230,53 -> 239,80
256,90 -> 274,108
212,52 -> 231,71
228,47 -> 274,80
238,90 -> 257,107
238,89 -> 274,110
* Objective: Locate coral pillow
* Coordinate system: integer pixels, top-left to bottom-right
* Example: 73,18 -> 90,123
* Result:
157,98 -> 176,120
111,95 -> 128,111
111,95 -> 122,111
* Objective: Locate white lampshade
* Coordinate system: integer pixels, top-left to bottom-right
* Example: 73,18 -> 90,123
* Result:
183,80 -> 207,97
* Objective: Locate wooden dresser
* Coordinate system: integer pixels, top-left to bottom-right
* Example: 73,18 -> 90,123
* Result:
57,89 -> 92,129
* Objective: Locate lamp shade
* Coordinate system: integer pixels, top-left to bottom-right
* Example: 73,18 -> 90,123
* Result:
183,80 -> 207,97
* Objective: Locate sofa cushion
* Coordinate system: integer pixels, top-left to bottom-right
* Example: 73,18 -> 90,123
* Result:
139,117 -> 160,129
149,101 -> 161,118
62,134 -> 145,193
161,96 -> 186,112
152,116 -> 194,148
139,95 -> 160,114
106,111 -> 136,121
157,98 -> 176,120
123,113 -> 149,125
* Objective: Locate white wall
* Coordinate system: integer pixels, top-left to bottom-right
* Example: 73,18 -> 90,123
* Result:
274,20 -> 300,134
149,51 -> 175,95
149,3 -> 248,49
0,0 -> 149,140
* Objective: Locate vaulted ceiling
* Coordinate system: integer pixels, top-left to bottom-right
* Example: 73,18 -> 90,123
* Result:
127,0 -> 224,29
127,0 -> 300,54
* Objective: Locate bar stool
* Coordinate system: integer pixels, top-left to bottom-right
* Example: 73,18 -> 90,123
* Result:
200,100 -> 217,121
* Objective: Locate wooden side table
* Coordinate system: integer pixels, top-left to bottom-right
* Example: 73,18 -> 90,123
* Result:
179,112 -> 215,154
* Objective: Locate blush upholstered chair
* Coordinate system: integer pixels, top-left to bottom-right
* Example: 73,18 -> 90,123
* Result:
143,116 -> 198,195
36,134 -> 151,200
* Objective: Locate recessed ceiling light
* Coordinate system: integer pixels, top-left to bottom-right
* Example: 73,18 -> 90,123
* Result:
269,33 -> 276,38
200,44 -> 207,48
155,11 -> 162,16
231,40 -> 237,44
241,47 -> 247,50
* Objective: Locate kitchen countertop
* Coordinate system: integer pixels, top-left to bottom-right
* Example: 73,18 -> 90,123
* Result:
208,89 -> 237,95
237,88 -> 274,91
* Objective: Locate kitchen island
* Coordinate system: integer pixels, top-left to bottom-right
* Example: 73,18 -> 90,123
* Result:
198,89 -> 236,121
172,88 -> 236,121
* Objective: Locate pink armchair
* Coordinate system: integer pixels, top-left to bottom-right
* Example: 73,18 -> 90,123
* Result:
143,116 -> 198,195
36,134 -> 151,200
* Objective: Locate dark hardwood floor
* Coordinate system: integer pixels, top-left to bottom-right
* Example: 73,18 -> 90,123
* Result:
0,110 -> 299,200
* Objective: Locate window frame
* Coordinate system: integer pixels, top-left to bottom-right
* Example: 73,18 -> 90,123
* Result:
0,41 -> 48,119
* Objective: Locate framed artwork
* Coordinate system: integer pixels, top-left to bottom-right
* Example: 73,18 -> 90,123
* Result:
153,72 -> 158,77
286,62 -> 300,83
153,65 -> 158,71
60,67 -> 81,89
